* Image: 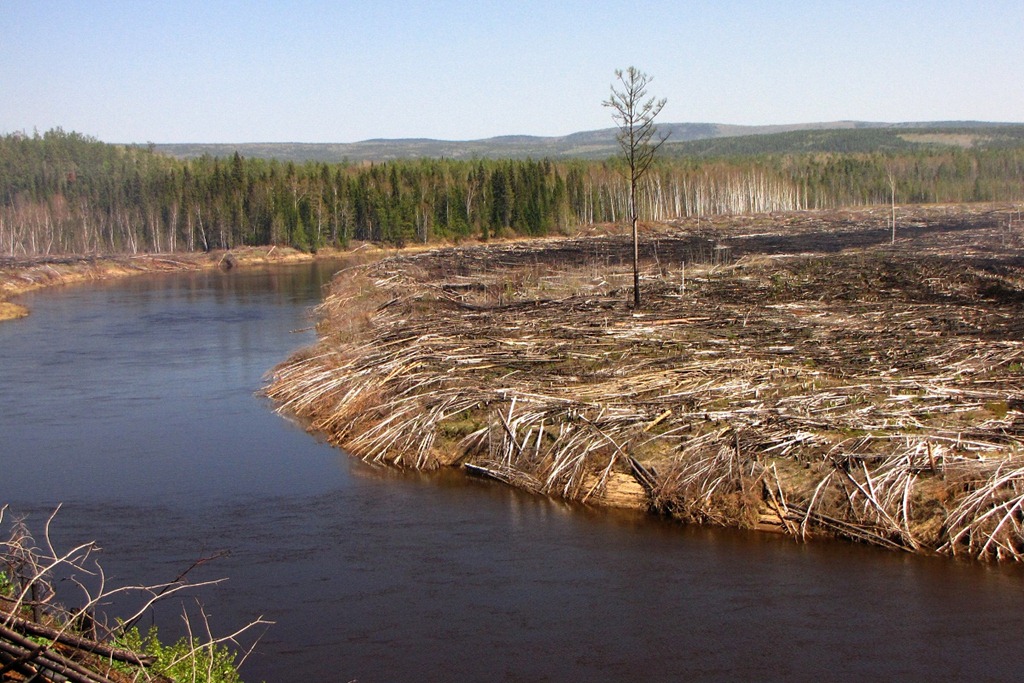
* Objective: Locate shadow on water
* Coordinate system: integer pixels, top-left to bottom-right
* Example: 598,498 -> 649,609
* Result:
1,262 -> 1022,682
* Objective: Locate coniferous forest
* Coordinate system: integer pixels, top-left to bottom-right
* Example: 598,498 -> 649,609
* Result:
1,128 -> 1022,256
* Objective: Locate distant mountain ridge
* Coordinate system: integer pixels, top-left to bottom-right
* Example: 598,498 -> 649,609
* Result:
153,120 -> 1024,163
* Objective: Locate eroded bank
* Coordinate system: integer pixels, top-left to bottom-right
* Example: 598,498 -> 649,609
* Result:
267,206 -> 1024,561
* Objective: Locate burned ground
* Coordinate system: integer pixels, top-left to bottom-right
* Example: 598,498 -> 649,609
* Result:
267,204 -> 1024,561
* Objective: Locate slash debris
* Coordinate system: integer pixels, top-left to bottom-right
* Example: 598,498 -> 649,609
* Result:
267,205 -> 1024,560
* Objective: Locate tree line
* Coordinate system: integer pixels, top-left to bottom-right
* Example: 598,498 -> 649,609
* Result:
1,128 -> 1022,256
666,125 -> 1024,158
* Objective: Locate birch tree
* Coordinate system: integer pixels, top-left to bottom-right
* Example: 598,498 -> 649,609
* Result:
887,166 -> 897,244
603,66 -> 668,307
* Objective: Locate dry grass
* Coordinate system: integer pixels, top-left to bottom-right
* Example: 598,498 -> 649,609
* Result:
0,301 -> 28,321
266,204 -> 1024,560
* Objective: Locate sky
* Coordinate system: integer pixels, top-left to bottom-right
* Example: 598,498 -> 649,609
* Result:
2,0 -> 1022,144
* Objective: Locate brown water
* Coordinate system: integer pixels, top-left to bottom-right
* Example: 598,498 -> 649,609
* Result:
1,263 -> 1022,682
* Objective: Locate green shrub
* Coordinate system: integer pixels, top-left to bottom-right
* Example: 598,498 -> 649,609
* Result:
116,626 -> 244,683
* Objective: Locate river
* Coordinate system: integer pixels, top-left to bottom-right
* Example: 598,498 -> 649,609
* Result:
1,263 -> 1022,682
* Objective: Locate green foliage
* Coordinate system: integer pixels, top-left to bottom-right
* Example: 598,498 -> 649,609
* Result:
150,124 -> 1024,164
2,127 -> 1023,256
116,626 -> 244,683
664,125 -> 1024,158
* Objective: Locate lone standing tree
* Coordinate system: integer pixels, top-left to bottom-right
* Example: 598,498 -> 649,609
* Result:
603,66 -> 668,307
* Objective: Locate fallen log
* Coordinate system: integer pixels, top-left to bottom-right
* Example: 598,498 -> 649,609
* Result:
8,613 -> 155,667
0,623 -> 118,683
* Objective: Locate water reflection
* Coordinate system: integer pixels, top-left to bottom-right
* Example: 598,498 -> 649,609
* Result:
1,263 -> 1022,682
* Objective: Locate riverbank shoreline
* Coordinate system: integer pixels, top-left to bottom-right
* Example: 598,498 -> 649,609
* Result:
0,246 -> 353,322
267,204 -> 1024,561
0,237 -> 510,323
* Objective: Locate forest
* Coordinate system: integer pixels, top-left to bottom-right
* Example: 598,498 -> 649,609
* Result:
1,128 -> 1022,256
665,125 -> 1024,158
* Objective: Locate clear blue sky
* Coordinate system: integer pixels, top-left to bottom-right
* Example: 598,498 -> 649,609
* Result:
2,0 -> 1021,143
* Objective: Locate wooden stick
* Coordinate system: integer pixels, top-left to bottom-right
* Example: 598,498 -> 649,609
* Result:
9,614 -> 155,667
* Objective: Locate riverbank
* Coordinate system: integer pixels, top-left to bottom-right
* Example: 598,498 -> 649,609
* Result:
0,240 -> 463,323
0,246 -> 336,322
1,508 -> 261,683
267,204 -> 1024,561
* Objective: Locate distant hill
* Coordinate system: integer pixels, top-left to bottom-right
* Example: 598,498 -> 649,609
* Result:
153,121 -> 1024,163
664,125 -> 1024,158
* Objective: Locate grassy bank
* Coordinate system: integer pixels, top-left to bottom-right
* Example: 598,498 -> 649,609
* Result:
266,204 -> 1024,561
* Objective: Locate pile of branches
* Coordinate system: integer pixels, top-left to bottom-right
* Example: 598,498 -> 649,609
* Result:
266,206 -> 1024,560
0,506 -> 268,683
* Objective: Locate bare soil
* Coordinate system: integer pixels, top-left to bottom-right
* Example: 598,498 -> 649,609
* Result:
267,203 -> 1024,561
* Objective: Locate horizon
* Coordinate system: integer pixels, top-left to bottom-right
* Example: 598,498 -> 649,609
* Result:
149,119 -> 1024,148
3,1 -> 1023,145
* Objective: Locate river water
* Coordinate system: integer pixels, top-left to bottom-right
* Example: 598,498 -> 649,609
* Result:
1,263 -> 1022,682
